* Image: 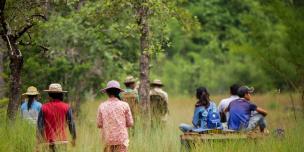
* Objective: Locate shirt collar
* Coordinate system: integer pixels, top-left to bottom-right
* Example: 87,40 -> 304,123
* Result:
230,95 -> 239,98
51,99 -> 62,102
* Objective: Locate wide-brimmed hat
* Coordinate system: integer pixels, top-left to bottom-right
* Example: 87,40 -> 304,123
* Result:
43,83 -> 68,93
151,79 -> 164,86
100,80 -> 124,93
124,76 -> 137,84
23,86 -> 40,96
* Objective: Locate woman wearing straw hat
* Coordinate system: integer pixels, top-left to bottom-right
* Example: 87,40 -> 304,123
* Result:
97,80 -> 133,152
37,83 -> 76,152
20,86 -> 42,124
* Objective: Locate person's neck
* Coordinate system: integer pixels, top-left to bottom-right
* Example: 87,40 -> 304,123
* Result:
28,99 -> 35,102
51,99 -> 61,102
109,96 -> 117,99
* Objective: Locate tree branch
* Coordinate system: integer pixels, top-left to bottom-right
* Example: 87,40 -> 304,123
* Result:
14,14 -> 47,40
15,22 -> 33,40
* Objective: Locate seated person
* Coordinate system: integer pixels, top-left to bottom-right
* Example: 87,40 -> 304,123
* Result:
225,86 -> 268,132
218,84 -> 240,128
179,87 -> 222,133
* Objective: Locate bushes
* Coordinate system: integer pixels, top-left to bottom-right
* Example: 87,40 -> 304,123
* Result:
151,52 -> 273,95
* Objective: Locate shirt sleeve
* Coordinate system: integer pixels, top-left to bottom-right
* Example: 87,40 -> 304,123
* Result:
37,110 -> 44,137
66,108 -> 76,140
192,107 -> 200,127
97,107 -> 103,128
249,102 -> 257,111
125,104 -> 134,128
37,102 -> 42,112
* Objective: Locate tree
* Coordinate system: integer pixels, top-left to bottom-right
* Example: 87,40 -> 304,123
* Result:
0,51 -> 4,98
0,0 -> 46,120
136,1 -> 150,114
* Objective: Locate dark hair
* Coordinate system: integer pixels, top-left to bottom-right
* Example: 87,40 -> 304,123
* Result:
27,95 -> 37,110
230,84 -> 240,95
124,82 -> 135,88
237,86 -> 253,98
48,93 -> 64,101
196,87 -> 210,108
106,88 -> 122,100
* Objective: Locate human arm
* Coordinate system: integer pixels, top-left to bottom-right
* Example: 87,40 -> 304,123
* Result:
218,101 -> 226,122
256,107 -> 268,116
66,108 -> 76,144
224,106 -> 229,113
192,107 -> 201,127
97,107 -> 103,128
125,104 -> 134,128
37,110 -> 44,140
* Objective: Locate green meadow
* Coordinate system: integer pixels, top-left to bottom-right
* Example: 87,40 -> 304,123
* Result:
1,93 -> 303,152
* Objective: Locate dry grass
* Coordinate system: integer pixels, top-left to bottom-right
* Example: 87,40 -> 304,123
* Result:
1,93 -> 303,152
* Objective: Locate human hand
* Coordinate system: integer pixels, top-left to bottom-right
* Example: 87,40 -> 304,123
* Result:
71,139 -> 76,147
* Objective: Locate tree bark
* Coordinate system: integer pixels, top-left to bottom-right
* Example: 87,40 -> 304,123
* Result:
0,50 -> 5,98
76,0 -> 85,11
137,3 -> 150,115
1,0 -> 24,120
7,47 -> 23,120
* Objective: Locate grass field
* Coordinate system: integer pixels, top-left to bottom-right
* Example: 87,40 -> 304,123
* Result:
1,93 -> 304,152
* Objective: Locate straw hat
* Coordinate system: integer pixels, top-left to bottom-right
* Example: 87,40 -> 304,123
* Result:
124,76 -> 137,84
23,86 -> 40,96
151,79 -> 164,86
100,80 -> 124,93
43,83 -> 68,93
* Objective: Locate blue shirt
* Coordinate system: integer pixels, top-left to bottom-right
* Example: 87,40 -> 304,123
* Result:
228,98 -> 257,130
192,102 -> 218,129
21,100 -> 42,123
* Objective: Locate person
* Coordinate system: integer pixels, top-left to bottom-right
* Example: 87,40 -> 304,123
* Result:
97,80 -> 133,152
218,84 -> 240,128
120,76 -> 140,115
122,76 -> 139,96
149,79 -> 169,126
179,87 -> 222,133
37,83 -> 76,152
20,86 -> 42,124
225,86 -> 268,132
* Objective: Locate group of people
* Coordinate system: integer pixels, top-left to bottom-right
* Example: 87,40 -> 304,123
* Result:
179,84 -> 268,133
20,76 -> 169,152
21,83 -> 76,151
20,79 -> 268,152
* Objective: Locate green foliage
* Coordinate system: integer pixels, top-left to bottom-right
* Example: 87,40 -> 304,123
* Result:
1,0 -> 303,98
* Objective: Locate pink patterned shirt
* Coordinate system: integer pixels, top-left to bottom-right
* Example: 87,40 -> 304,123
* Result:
97,97 -> 133,146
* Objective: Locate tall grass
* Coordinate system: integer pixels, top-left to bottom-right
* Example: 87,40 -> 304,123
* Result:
0,93 -> 303,152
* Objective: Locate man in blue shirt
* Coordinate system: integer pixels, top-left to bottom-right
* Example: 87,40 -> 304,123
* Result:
225,86 -> 268,132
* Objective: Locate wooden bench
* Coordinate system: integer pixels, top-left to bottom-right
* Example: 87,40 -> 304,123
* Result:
180,130 -> 267,151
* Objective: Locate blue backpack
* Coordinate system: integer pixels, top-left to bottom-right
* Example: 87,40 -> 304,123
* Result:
207,110 -> 222,129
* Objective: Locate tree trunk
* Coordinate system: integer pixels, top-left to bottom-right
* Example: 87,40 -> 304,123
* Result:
137,4 -> 150,115
0,50 -> 5,98
76,0 -> 85,11
6,41 -> 23,120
